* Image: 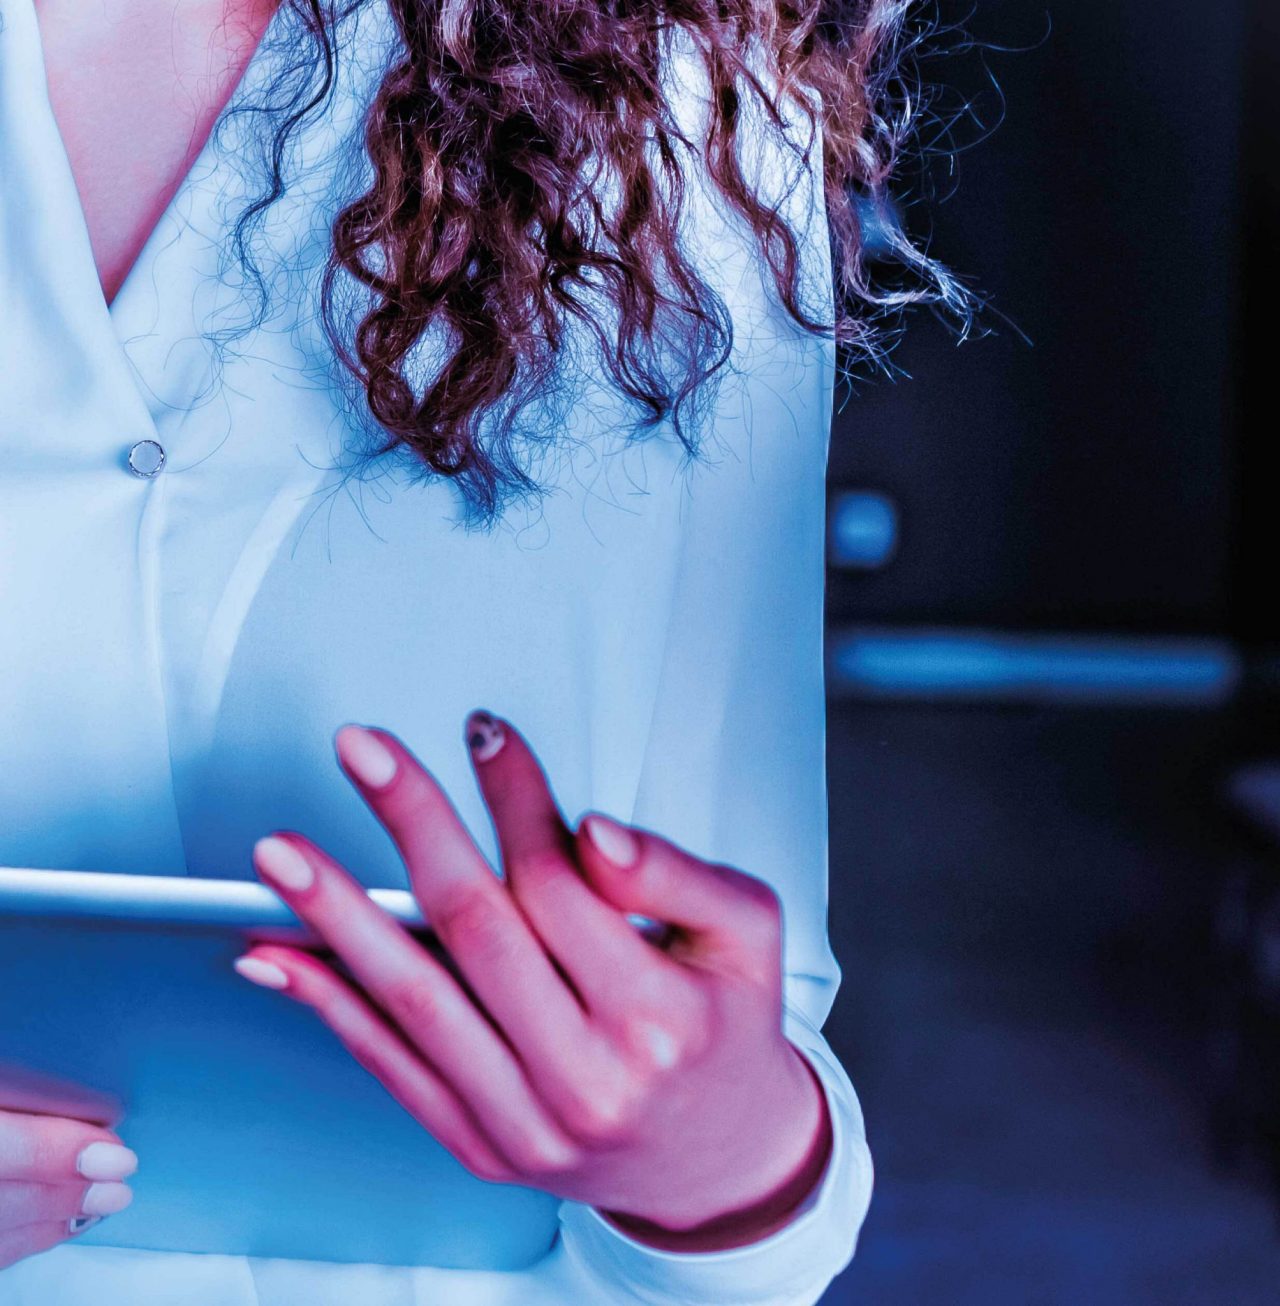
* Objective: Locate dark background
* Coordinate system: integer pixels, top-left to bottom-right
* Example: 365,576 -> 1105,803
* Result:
815,1 -> 1280,1301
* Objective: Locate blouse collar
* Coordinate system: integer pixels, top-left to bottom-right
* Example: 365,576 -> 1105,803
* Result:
0,0 -> 397,450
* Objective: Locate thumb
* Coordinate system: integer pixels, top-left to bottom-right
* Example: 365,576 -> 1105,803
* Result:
574,812 -> 784,977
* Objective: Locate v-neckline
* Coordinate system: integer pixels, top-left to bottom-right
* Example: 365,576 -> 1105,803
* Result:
20,0 -> 293,331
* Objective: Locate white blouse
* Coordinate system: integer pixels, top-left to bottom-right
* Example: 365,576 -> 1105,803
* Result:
0,0 -> 874,1301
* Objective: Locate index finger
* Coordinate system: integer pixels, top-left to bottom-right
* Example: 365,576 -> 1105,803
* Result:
329,725 -> 612,1101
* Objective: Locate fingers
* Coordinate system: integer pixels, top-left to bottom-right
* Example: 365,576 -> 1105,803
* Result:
0,1112 -> 135,1270
0,1179 -> 132,1226
0,1110 -> 137,1185
459,713 -> 696,1025
331,722 -> 628,1105
234,947 -> 514,1183
246,839 -> 581,1175
575,814 -> 784,986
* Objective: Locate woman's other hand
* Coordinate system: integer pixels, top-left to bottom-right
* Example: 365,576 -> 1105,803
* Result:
0,1108 -> 136,1269
234,712 -> 833,1252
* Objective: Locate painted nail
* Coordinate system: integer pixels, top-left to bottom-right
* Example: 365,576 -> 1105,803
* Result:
253,835 -> 315,892
583,814 -> 639,868
76,1142 -> 138,1183
68,1215 -> 103,1236
234,956 -> 290,990
336,725 -> 398,789
637,1021 -> 680,1069
82,1182 -> 134,1217
537,1130 -> 581,1170
465,711 -> 505,762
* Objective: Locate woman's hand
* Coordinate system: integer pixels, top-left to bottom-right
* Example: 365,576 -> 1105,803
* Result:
234,712 -> 833,1252
0,1109 -> 137,1269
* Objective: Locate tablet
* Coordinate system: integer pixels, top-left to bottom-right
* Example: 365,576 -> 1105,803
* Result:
0,867 -> 564,1269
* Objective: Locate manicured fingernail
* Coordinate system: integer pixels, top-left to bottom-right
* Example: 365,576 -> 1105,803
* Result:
82,1182 -> 133,1217
638,1021 -> 680,1069
583,814 -> 639,868
234,956 -> 290,990
465,711 -> 505,762
68,1215 -> 102,1235
253,835 -> 315,892
538,1131 -> 580,1170
336,724 -> 398,789
76,1142 -> 138,1182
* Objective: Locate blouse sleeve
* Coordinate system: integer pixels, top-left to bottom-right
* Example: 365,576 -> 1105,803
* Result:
545,26 -> 874,1304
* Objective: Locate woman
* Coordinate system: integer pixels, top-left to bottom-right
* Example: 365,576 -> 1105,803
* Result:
0,0 -> 959,1300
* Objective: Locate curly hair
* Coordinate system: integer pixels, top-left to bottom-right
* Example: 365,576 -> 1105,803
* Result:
230,0 -> 971,527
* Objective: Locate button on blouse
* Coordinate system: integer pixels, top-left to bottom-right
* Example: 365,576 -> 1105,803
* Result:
0,0 -> 873,1302
127,439 -> 166,478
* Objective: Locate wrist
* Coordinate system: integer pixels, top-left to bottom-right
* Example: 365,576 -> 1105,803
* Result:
599,1048 -> 834,1253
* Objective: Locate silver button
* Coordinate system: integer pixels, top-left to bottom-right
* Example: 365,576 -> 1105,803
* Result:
127,440 -> 166,478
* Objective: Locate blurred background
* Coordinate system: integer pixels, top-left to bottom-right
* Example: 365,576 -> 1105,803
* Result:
817,1 -> 1278,1301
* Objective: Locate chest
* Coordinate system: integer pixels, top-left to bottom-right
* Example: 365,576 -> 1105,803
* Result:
0,0 -> 699,886
32,0 -> 278,306
0,19 -> 679,881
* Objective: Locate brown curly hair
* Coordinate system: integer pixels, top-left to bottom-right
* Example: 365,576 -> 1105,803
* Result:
233,0 -> 970,527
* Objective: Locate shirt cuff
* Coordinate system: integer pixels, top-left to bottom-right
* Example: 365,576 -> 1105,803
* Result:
555,1001 -> 874,1306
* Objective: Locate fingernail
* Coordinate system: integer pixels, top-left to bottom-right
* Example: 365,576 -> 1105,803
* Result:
68,1215 -> 103,1235
637,1021 -> 680,1069
336,725 -> 398,789
253,835 -> 315,892
538,1130 -> 580,1170
465,711 -> 506,762
583,814 -> 639,868
234,955 -> 290,990
82,1182 -> 133,1217
76,1142 -> 138,1182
